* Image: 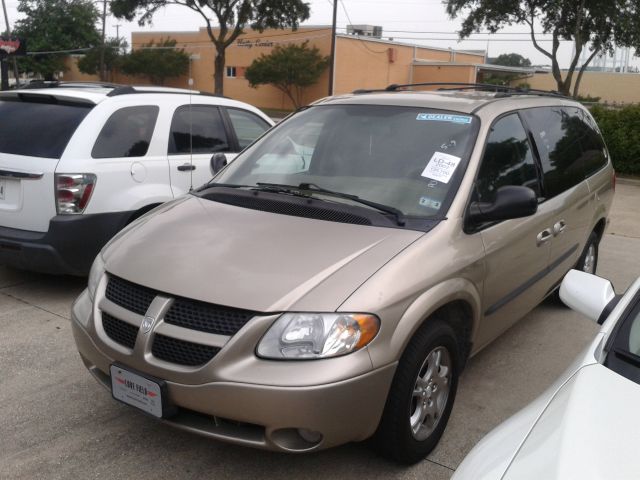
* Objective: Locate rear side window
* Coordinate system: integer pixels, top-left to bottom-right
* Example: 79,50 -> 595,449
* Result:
226,108 -> 270,149
521,106 -> 606,198
92,106 -> 159,159
169,105 -> 230,154
475,113 -> 540,204
0,99 -> 91,159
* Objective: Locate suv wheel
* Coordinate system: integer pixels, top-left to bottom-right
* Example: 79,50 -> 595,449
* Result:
371,319 -> 460,464
577,232 -> 599,274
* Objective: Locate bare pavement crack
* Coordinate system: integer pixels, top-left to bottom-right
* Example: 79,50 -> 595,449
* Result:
0,289 -> 70,321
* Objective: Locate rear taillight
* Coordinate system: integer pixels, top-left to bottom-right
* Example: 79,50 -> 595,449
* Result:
55,174 -> 96,214
612,171 -> 616,191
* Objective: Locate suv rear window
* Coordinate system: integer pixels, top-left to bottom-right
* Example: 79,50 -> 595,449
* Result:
0,98 -> 91,159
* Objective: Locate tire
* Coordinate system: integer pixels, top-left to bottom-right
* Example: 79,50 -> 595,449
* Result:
371,319 -> 460,464
576,231 -> 599,275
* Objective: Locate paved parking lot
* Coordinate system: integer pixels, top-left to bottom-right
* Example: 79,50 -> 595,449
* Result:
1,183 -> 639,480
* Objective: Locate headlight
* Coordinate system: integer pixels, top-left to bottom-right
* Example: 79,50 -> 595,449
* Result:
87,254 -> 105,299
257,313 -> 380,360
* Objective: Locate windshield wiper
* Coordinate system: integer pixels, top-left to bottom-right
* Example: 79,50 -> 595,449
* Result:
255,182 -> 406,226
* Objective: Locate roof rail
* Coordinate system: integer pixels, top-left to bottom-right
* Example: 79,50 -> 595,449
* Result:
381,82 -> 568,99
23,80 -> 122,89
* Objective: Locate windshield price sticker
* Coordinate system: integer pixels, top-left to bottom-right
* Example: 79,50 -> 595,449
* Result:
421,152 -> 462,184
416,113 -> 472,124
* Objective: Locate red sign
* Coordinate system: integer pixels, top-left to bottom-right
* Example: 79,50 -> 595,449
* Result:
0,37 -> 26,56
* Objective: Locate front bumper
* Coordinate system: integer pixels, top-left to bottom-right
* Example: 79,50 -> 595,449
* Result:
71,289 -> 397,452
0,211 -> 132,275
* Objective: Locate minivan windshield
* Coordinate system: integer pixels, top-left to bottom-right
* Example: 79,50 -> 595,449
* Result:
214,104 -> 479,218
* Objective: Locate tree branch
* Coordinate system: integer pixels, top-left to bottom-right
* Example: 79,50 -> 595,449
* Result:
573,48 -> 599,97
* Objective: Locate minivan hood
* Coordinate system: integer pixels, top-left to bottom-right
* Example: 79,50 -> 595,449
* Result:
103,195 -> 424,312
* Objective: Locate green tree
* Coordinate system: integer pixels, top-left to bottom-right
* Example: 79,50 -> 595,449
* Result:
490,53 -> 532,68
245,41 -> 328,108
446,0 -> 640,97
109,0 -> 310,95
77,37 -> 128,80
118,38 -> 189,85
13,0 -> 100,80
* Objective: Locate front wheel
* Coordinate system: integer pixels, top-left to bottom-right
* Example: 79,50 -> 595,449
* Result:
371,320 -> 460,464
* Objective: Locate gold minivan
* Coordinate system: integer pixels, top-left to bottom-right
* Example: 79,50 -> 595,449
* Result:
71,86 -> 614,464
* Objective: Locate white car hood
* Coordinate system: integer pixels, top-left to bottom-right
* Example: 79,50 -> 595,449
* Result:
503,363 -> 640,480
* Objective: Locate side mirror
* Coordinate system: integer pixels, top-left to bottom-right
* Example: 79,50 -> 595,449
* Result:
210,153 -> 227,175
560,270 -> 616,323
468,185 -> 537,224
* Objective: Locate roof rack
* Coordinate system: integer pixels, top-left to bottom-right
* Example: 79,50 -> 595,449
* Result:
23,80 -> 122,89
353,82 -> 568,99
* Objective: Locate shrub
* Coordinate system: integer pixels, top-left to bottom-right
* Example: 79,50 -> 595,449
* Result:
591,104 -> 640,176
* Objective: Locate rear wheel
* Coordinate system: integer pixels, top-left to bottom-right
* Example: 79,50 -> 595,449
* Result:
371,319 -> 460,464
577,232 -> 599,274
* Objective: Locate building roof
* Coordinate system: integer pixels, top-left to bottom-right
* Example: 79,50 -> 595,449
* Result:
412,60 -> 548,75
336,33 -> 486,58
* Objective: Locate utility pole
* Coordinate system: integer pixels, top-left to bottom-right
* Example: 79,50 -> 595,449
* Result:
115,24 -> 121,42
99,0 -> 107,81
328,0 -> 338,96
1,0 -> 20,86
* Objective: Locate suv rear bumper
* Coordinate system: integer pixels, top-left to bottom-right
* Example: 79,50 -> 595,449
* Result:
0,211 -> 132,276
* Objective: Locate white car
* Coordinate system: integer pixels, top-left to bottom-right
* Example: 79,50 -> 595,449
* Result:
453,269 -> 640,479
0,82 -> 273,275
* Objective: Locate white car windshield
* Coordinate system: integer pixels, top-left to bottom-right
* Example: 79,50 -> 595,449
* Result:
214,104 -> 479,218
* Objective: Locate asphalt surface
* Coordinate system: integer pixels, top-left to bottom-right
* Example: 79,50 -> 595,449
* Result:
1,183 -> 639,480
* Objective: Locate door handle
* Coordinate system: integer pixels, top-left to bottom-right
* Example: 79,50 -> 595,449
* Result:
553,220 -> 567,236
536,228 -> 552,246
177,163 -> 196,171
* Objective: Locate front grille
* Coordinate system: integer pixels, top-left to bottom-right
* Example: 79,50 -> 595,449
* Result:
102,312 -> 138,349
152,334 -> 220,367
164,298 -> 257,336
105,275 -> 156,315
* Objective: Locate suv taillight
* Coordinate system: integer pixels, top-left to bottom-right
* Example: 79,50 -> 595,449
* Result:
55,174 -> 96,214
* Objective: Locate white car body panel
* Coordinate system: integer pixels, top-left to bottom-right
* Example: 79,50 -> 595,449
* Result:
454,276 -> 640,480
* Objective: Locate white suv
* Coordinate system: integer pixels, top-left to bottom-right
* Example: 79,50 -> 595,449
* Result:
0,83 -> 274,275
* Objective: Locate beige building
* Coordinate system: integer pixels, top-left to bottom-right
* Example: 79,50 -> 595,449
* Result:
525,71 -> 640,104
66,25 -> 544,110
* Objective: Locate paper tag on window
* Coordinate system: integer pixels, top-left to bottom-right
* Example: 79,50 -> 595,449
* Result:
421,152 -> 461,184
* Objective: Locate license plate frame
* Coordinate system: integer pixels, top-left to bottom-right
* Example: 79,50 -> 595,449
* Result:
110,364 -> 172,418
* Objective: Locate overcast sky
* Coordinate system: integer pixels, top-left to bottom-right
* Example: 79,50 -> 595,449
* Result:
4,0 -> 638,69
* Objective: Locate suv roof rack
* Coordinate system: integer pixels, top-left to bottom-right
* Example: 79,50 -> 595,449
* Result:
23,80 -> 123,89
353,82 -> 568,99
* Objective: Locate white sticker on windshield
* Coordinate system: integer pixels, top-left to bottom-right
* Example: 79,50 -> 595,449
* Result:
421,152 -> 461,184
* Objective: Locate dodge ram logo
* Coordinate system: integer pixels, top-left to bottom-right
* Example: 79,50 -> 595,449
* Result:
141,315 -> 156,334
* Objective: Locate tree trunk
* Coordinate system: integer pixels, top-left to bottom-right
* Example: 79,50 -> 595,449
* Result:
214,48 -> 225,95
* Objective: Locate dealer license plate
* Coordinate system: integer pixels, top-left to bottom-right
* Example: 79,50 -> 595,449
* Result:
110,365 -> 163,418
0,179 -> 5,200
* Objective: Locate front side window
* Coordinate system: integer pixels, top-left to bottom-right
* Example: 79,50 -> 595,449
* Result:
214,105 -> 479,218
475,113 -> 540,204
169,105 -> 230,155
605,294 -> 640,385
226,108 -> 271,150
92,105 -> 159,159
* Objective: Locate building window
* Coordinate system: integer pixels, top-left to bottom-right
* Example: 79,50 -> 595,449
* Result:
226,66 -> 237,78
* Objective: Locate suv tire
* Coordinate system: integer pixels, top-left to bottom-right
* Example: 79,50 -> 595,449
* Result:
371,318 -> 460,464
